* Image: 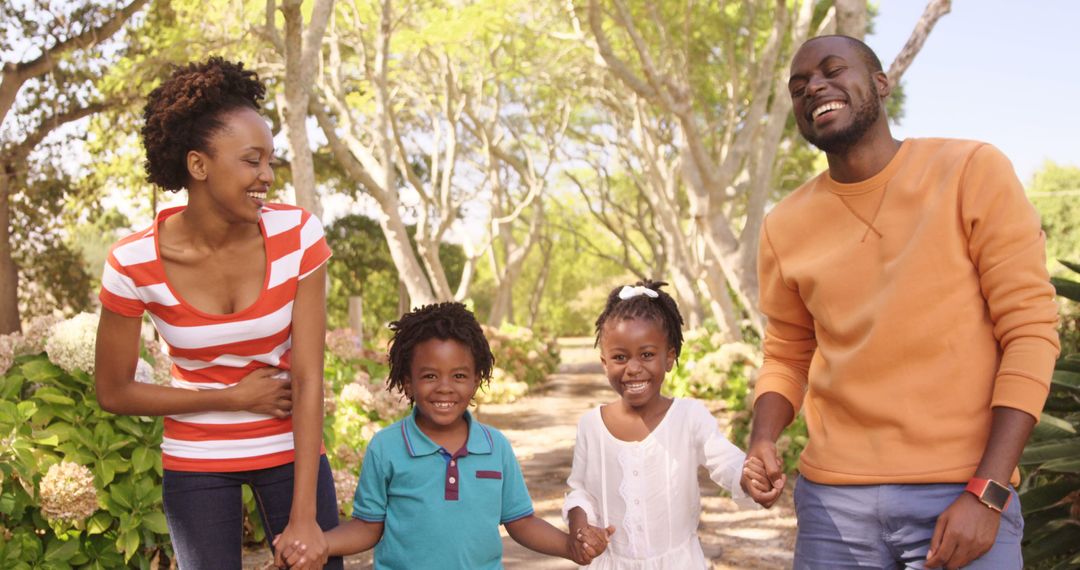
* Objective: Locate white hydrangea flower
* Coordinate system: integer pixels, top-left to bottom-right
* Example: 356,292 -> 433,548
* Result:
0,334 -> 14,376
372,389 -> 409,420
39,461 -> 99,524
341,382 -> 374,407
18,314 -> 61,355
134,358 -> 155,384
45,313 -> 99,375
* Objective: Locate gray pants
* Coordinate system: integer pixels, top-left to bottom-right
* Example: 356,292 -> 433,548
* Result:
793,476 -> 1023,569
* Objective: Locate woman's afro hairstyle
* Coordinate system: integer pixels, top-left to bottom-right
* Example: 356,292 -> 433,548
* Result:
386,302 -> 495,402
140,57 -> 266,192
594,280 -> 685,361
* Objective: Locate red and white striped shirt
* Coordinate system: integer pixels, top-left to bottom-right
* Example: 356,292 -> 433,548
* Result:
99,204 -> 332,472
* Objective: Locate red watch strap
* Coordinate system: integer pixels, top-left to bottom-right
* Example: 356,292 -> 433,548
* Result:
965,477 -> 1012,512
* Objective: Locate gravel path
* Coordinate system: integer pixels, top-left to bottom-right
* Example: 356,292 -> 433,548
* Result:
246,338 -> 796,568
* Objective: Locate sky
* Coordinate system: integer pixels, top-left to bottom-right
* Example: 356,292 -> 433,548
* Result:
866,0 -> 1080,183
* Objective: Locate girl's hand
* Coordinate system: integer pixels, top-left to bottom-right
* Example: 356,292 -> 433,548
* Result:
569,524 -> 615,565
226,367 -> 292,417
741,456 -> 785,508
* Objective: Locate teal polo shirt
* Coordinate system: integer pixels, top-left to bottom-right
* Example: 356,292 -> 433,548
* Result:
353,408 -> 535,570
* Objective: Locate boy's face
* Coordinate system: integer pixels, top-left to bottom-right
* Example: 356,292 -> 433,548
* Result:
405,338 -> 479,432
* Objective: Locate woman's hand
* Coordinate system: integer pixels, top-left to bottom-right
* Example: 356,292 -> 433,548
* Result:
273,518 -> 327,569
226,368 -> 292,417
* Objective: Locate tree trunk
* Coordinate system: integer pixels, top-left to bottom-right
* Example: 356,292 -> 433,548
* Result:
527,238 -> 553,329
348,295 -> 363,344
834,0 -> 868,39
0,170 -> 20,333
279,0 -> 333,218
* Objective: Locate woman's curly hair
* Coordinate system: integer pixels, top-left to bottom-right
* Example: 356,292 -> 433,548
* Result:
386,302 -> 495,403
140,57 -> 266,191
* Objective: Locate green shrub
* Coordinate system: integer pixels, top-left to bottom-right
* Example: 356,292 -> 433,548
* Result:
0,346 -> 171,569
666,324 -> 807,473
1019,260 -> 1080,569
476,324 -> 560,404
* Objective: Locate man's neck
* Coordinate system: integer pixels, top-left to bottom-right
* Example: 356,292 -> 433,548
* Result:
826,126 -> 903,183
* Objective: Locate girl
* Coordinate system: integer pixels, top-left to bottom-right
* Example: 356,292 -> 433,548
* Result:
94,58 -> 340,569
277,302 -> 610,569
563,281 -> 778,569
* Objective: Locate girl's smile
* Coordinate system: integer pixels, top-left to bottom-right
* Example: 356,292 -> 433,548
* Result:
599,317 -> 675,412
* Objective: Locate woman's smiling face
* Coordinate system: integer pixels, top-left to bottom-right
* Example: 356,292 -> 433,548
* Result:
190,107 -> 275,223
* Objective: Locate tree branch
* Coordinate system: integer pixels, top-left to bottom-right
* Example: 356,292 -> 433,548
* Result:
887,0 -> 952,86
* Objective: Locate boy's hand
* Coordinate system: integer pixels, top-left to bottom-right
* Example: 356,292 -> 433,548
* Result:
741,456 -> 785,508
272,534 -> 310,569
568,524 -> 615,565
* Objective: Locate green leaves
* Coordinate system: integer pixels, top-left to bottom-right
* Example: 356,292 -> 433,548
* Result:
1020,258 -> 1080,567
0,351 -> 171,567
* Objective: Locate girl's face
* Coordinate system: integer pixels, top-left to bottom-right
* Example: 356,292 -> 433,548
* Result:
599,318 -> 675,409
405,338 -> 479,433
188,107 -> 274,224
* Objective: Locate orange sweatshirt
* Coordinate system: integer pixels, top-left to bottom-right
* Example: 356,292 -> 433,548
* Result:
755,138 -> 1060,485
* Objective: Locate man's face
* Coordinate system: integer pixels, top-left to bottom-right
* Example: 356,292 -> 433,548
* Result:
788,37 -> 887,155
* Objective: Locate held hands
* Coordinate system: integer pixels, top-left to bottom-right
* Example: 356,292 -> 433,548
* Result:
740,442 -> 787,508
272,519 -> 328,570
228,367 -> 292,418
567,523 -> 615,565
925,492 -> 1002,569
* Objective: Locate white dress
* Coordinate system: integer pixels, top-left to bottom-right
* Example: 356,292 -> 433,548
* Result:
562,398 -> 752,569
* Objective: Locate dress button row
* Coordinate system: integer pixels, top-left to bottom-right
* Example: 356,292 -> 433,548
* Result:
449,477 -> 457,484
450,460 -> 456,466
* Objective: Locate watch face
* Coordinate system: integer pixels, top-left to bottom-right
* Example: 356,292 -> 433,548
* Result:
983,481 -> 1011,510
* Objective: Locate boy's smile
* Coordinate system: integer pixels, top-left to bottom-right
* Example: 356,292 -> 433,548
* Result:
406,338 -> 479,437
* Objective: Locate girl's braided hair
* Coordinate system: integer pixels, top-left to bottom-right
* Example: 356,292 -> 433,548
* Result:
594,280 -> 685,361
386,302 -> 495,403
141,57 -> 266,192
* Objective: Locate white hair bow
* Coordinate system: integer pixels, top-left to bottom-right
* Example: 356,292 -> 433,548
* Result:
618,285 -> 659,300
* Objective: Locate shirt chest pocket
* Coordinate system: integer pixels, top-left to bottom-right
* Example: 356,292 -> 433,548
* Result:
469,469 -> 505,519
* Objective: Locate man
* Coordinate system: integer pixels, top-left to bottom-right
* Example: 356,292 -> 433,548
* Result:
741,35 -> 1060,569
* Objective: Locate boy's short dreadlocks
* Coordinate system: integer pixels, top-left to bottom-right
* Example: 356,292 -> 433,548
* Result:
386,302 -> 495,402
594,280 -> 685,361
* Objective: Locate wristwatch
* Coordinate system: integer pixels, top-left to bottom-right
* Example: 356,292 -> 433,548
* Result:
965,477 -> 1012,512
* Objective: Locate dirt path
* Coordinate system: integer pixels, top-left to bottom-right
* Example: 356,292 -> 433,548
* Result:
482,338 -> 797,569
246,338 -> 796,568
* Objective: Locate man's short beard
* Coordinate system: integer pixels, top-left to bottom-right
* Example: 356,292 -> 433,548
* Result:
802,87 -> 882,155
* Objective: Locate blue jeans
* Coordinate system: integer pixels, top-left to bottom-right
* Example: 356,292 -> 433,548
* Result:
793,476 -> 1023,569
162,455 -> 344,569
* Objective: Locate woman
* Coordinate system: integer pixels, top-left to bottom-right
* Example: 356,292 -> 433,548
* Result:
94,58 -> 339,569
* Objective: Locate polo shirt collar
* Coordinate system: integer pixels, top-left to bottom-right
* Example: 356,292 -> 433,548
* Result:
401,407 -> 494,457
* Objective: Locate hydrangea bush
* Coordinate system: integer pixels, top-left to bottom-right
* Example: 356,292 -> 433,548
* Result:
478,324 -> 560,405
0,313 -> 170,569
0,316 -> 562,564
667,324 -> 808,473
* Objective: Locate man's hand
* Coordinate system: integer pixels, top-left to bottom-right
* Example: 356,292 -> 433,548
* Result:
741,456 -> 785,508
925,492 -> 1002,569
742,440 -> 786,508
227,367 -> 292,417
568,524 -> 615,565
273,518 -> 327,570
